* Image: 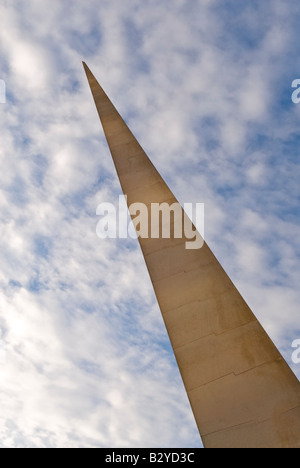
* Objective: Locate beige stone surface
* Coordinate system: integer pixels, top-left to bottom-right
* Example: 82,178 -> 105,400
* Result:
83,62 -> 300,448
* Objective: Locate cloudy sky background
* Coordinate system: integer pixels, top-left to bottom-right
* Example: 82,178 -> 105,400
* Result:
0,0 -> 299,448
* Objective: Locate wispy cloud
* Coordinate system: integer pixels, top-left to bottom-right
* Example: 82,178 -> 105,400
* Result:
0,0 -> 299,448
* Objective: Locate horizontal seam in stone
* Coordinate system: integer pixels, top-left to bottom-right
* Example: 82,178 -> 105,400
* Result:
152,261 -> 219,285
202,404 -> 300,438
172,318 -> 257,351
187,358 -> 284,393
159,288 -> 234,314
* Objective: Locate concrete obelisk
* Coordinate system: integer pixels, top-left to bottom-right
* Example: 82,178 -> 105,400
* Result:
83,62 -> 300,448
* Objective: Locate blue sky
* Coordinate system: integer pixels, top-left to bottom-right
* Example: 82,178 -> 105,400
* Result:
0,0 -> 299,448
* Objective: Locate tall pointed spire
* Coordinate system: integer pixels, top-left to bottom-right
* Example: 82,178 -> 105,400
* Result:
83,62 -> 300,448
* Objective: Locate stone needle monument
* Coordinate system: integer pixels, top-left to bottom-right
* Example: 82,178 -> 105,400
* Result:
83,62 -> 300,448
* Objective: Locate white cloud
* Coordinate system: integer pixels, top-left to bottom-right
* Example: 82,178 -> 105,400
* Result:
0,0 -> 299,449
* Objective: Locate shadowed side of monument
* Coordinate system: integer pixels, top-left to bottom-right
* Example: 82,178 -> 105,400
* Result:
83,62 -> 300,448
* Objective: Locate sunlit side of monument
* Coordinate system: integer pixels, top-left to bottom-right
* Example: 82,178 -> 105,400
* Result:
83,62 -> 300,448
